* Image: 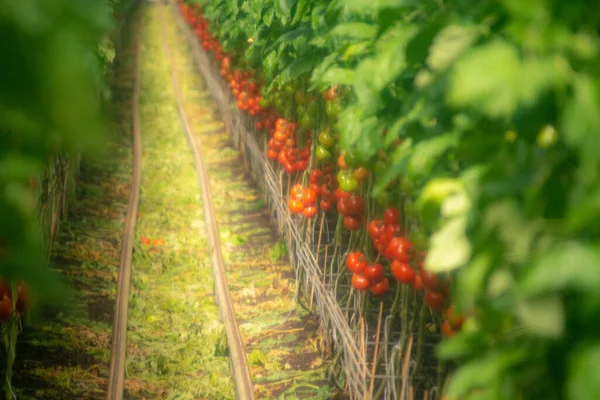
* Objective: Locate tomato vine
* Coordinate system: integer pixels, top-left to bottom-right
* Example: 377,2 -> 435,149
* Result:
182,0 -> 600,398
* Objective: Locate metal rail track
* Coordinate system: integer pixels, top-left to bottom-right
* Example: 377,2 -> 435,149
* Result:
106,8 -> 143,400
156,6 -> 255,399
106,3 -> 254,399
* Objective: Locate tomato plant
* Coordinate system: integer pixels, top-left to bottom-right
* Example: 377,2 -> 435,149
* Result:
182,0 -> 600,398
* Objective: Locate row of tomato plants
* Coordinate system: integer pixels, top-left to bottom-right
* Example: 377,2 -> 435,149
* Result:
0,0 -> 135,396
179,0 -> 600,398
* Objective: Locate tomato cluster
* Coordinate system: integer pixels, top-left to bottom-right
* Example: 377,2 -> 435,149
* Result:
346,252 -> 389,296
336,191 -> 365,231
266,119 -> 311,174
0,279 -> 31,321
309,168 -> 336,212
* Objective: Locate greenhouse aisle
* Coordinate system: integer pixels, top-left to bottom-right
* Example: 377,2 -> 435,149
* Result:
12,3 -> 337,400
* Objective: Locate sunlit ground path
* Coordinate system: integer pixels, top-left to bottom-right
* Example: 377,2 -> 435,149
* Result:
12,2 -> 337,399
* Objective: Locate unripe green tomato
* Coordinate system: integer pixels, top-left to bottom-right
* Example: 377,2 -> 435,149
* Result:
344,148 -> 361,168
259,97 -> 270,108
306,101 -> 318,117
284,85 -> 296,96
316,145 -> 332,162
326,101 -> 342,120
400,178 -> 416,196
337,171 -> 359,192
318,131 -> 335,148
300,114 -> 314,130
375,191 -> 392,207
409,230 -> 428,250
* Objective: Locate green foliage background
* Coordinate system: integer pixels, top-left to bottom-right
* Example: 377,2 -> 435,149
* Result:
186,0 -> 600,398
0,0 -> 134,396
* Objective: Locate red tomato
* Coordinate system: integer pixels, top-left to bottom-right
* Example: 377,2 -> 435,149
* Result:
413,274 -> 425,291
0,294 -> 11,321
445,306 -> 465,330
368,219 -> 384,239
352,274 -> 370,291
343,216 -> 362,231
391,261 -> 416,284
353,167 -> 369,183
364,264 -> 384,282
288,199 -> 305,214
276,118 -> 288,132
385,236 -> 414,262
284,161 -> 296,173
337,197 -> 350,216
383,223 -> 401,241
384,208 -> 400,225
346,252 -> 367,274
267,149 -> 279,160
420,270 -> 442,291
335,187 -> 351,201
319,199 -> 333,212
141,237 -> 151,245
369,278 -> 389,296
346,194 -> 365,216
302,205 -> 317,219
294,160 -> 308,172
290,184 -> 304,200
16,282 -> 30,314
310,169 -> 322,184
302,187 -> 317,205
337,154 -> 348,170
441,321 -> 455,338
425,291 -> 447,312
0,279 -> 10,299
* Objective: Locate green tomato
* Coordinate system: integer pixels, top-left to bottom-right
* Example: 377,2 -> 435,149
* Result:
316,145 -> 332,162
300,114 -> 314,130
259,97 -> 270,108
337,170 -> 359,192
344,148 -> 361,168
326,101 -> 342,120
274,95 -> 284,110
375,191 -> 392,207
318,131 -> 335,148
400,178 -> 416,196
306,101 -> 318,117
409,230 -> 428,250
284,85 -> 296,96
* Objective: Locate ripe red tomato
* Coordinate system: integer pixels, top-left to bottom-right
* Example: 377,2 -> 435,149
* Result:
383,223 -> 401,241
369,278 -> 389,296
441,321 -> 455,338
364,264 -> 384,282
351,274 -> 370,291
303,188 -> 317,205
368,219 -> 384,239
276,118 -> 288,132
445,306 -> 465,330
346,194 -> 365,216
337,197 -> 350,216
319,199 -> 333,212
310,169 -> 322,184
0,279 -> 10,299
16,282 -> 30,314
288,199 -> 305,214
343,216 -> 362,231
420,270 -> 442,291
353,167 -> 369,183
141,237 -> 151,245
391,261 -> 416,284
346,252 -> 367,274
337,154 -> 348,170
267,149 -> 279,160
335,187 -> 351,201
302,205 -> 317,219
0,294 -> 11,321
384,208 -> 400,225
424,290 -> 446,312
290,184 -> 304,200
385,236 -> 414,262
413,274 -> 425,291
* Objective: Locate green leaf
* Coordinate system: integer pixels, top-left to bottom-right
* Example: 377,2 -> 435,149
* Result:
291,0 -> 310,25
425,215 -> 472,273
417,178 -> 465,229
446,350 -> 526,398
277,54 -> 321,85
455,253 -> 493,313
515,295 -> 564,338
343,0 -> 405,13
248,349 -> 268,366
262,51 -> 279,81
519,242 -> 600,297
406,132 -> 459,181
568,344 -> 600,400
448,40 -> 563,118
329,22 -> 377,41
427,24 -> 479,71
